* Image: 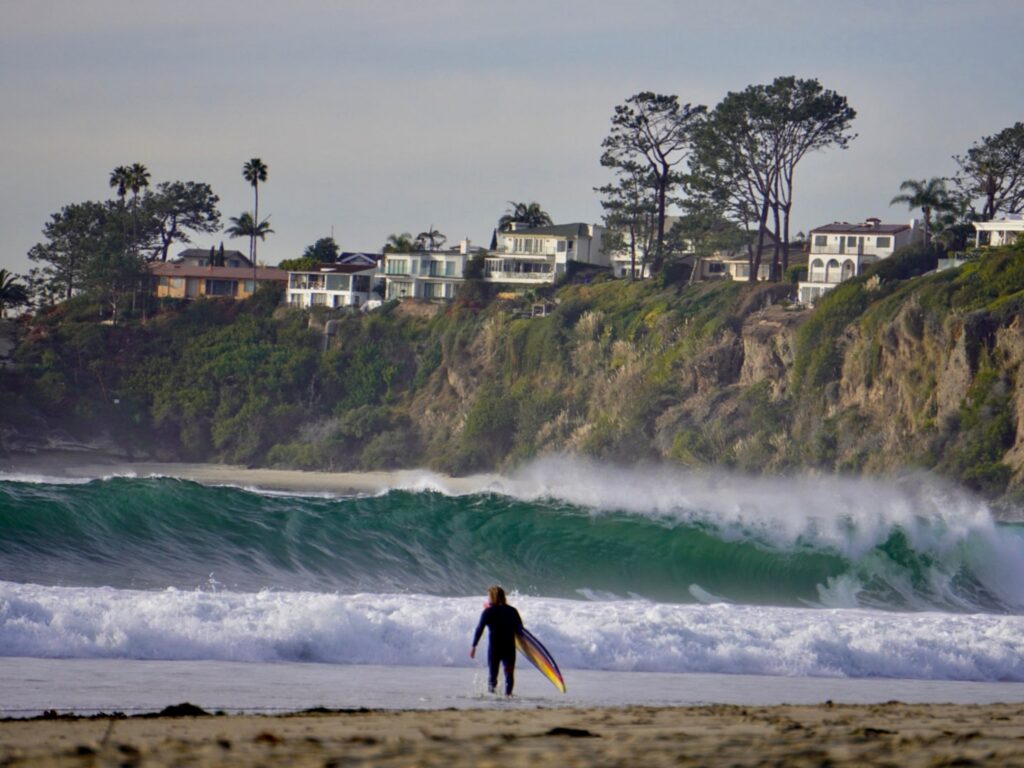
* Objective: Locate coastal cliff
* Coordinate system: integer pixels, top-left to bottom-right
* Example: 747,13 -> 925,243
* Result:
3,243 -> 1024,509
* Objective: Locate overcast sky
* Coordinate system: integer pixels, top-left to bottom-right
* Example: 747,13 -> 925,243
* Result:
2,0 -> 1022,275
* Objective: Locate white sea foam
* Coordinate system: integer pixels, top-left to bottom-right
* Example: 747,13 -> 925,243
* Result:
0,472 -> 97,485
2,581 -> 1023,682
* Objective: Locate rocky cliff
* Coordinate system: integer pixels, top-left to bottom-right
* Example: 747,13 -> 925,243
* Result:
4,243 -> 1024,511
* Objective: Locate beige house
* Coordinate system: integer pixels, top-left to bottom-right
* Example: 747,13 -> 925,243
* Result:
151,262 -> 287,300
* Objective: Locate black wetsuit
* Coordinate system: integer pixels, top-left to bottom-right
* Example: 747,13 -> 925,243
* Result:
472,604 -> 523,695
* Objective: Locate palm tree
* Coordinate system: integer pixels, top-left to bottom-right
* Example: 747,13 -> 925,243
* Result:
242,158 -> 269,263
225,212 -> 274,246
414,226 -> 447,251
890,177 -> 949,245
0,269 -> 29,317
126,163 -> 150,256
109,166 -> 131,205
498,201 -> 553,231
109,165 -> 133,259
383,232 -> 415,253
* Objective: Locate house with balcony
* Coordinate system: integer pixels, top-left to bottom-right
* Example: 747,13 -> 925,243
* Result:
484,223 -> 608,285
287,255 -> 381,309
798,218 -> 922,305
382,239 -> 479,301
973,214 -> 1024,247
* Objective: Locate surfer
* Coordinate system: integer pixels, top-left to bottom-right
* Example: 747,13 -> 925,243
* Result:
471,585 -> 523,696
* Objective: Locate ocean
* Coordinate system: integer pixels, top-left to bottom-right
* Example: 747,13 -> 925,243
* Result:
3,457 -> 1024,715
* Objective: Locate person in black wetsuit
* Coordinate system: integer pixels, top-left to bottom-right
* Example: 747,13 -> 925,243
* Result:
470,585 -> 523,696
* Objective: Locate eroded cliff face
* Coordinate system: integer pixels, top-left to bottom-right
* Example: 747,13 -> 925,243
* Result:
406,272 -> 1023,506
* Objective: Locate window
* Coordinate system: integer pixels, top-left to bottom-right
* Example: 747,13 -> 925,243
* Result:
846,236 -> 858,247
445,261 -> 455,277
556,241 -> 567,252
311,293 -> 327,306
205,279 -> 237,296
326,274 -> 350,291
386,259 -> 408,275
708,262 -> 726,274
813,235 -> 827,247
734,264 -> 749,277
876,236 -> 891,248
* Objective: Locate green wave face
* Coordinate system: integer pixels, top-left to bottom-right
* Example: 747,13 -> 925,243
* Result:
0,477 -> 1020,613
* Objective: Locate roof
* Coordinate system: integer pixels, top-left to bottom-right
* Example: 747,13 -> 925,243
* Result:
337,252 -> 381,265
150,263 -> 287,281
290,262 -> 378,275
501,223 -> 595,238
974,214 -> 1024,228
176,248 -> 251,264
810,221 -> 910,235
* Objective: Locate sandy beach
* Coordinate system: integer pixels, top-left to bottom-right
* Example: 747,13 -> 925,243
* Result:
2,702 -> 1023,767
1,452 -> 492,496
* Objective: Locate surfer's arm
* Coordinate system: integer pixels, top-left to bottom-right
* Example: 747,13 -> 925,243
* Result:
470,609 -> 488,655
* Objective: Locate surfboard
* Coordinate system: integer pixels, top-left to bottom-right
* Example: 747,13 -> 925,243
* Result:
515,627 -> 566,693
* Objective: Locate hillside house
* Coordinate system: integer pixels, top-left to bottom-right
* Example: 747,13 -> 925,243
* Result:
287,258 -> 381,309
798,218 -> 922,304
382,239 -> 479,300
151,262 -> 287,300
485,223 -> 607,285
974,214 -> 1024,247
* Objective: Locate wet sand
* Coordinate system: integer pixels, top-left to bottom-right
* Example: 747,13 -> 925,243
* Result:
2,702 -> 1023,767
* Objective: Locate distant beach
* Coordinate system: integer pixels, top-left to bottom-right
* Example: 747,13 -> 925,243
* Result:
4,702 -> 1024,767
1,451 -> 493,496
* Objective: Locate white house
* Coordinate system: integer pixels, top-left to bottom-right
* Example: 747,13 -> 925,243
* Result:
382,239 -> 478,301
607,216 -> 682,279
485,223 -> 608,285
973,214 -> 1024,247
287,258 -> 381,309
798,218 -> 922,305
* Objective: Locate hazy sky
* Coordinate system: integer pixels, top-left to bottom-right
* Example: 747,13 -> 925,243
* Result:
2,1 -> 1022,275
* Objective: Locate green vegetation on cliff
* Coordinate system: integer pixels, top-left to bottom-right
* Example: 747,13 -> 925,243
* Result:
4,242 -> 1024,505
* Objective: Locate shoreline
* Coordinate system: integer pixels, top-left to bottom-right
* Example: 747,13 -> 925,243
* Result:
3,702 -> 1024,766
0,450 -> 494,496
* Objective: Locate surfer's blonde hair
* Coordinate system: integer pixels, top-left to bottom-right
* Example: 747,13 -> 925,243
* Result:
488,586 -> 507,606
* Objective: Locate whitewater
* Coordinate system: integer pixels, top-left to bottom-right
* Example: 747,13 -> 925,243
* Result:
3,457 -> 1024,713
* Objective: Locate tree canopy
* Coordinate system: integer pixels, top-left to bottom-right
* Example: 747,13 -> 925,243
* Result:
498,202 -> 553,231
383,232 -> 415,253
225,212 -> 274,246
600,92 -> 706,274
302,237 -> 340,263
890,177 -> 950,244
0,269 -> 30,317
414,226 -> 447,251
953,122 -> 1024,221
691,76 -> 855,280
145,181 -> 222,261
